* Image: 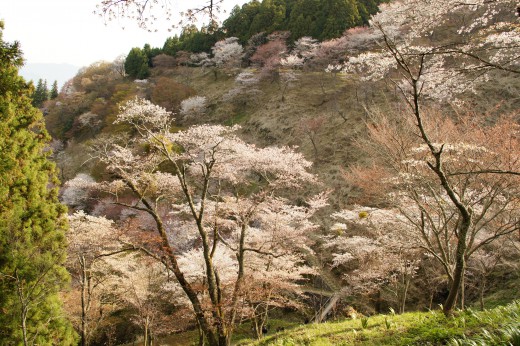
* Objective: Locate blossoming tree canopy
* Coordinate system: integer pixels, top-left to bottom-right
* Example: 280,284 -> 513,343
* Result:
89,98 -> 323,345
346,107 -> 520,314
338,0 -> 519,101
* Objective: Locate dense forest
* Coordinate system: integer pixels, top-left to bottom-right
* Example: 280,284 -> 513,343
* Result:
123,0 -> 387,79
1,0 -> 519,345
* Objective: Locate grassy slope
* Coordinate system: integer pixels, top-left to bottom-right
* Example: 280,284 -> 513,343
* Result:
237,301 -> 520,346
144,301 -> 519,345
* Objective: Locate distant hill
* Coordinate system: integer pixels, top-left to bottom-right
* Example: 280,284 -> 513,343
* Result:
20,62 -> 80,91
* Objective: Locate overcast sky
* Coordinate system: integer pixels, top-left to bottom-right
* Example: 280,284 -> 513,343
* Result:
1,0 -> 247,67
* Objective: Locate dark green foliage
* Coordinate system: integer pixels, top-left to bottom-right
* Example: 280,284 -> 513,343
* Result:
158,0 -> 385,60
162,25 -> 223,57
320,0 -> 361,39
50,80 -> 59,99
223,0 -> 385,42
31,78 -> 49,108
125,47 -> 150,79
182,25 -> 223,53
248,0 -> 287,36
162,35 -> 182,56
143,43 -> 162,67
0,22 -> 77,345
222,4 -> 261,44
357,0 -> 382,23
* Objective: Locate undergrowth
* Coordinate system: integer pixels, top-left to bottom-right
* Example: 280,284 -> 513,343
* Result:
237,300 -> 520,346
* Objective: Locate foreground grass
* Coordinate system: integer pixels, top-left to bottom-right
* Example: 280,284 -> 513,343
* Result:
237,301 -> 520,346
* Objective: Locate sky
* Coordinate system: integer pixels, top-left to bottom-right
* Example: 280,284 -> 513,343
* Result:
1,0 -> 248,67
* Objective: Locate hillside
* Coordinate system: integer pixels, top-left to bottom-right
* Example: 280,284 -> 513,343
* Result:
242,301 -> 520,346
45,64 -> 381,208
40,1 -> 520,345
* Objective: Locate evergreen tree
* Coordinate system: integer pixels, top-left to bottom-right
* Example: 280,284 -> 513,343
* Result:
221,0 -> 387,43
124,47 -> 150,79
31,78 -> 48,108
321,0 -> 362,39
42,79 -> 49,100
142,43 -> 162,67
222,5 -> 251,43
162,35 -> 181,56
0,22 -> 77,345
50,80 -> 59,99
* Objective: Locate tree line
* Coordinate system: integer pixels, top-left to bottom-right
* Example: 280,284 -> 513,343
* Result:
123,0 -> 387,79
32,78 -> 59,108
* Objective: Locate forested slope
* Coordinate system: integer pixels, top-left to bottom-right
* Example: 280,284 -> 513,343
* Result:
38,0 -> 520,344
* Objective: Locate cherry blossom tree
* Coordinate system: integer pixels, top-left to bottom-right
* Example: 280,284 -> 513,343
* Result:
152,54 -> 177,69
280,55 -> 305,70
180,95 -> 207,118
297,115 -> 326,159
111,54 -> 127,77
347,108 -> 520,315
343,0 -> 519,102
61,174 -> 96,210
324,206 -> 420,313
278,70 -> 299,102
250,39 -> 287,79
208,37 -> 244,80
190,52 -> 213,68
212,37 -> 243,70
291,37 -> 319,64
101,253 -> 184,345
242,32 -> 268,67
67,211 -> 124,346
336,0 -> 520,316
89,98 -> 322,345
222,71 -> 262,108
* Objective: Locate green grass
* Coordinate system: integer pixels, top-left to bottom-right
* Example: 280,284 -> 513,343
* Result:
235,301 -> 520,346
479,276 -> 520,309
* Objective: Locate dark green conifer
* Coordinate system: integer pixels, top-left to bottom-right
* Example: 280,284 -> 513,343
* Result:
31,78 -> 49,108
125,47 -> 150,79
50,80 -> 59,99
0,22 -> 77,345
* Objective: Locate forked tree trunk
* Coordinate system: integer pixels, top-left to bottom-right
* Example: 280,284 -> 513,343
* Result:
21,309 -> 28,346
408,78 -> 472,317
124,181 -> 225,346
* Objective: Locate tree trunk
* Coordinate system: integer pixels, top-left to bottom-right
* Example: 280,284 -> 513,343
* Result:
408,74 -> 472,317
80,255 -> 88,346
399,277 -> 410,314
21,309 -> 28,346
15,275 -> 29,346
125,183 -> 219,346
460,273 -> 465,310
479,276 -> 486,311
443,219 -> 470,315
144,316 -> 149,346
315,293 -> 341,323
197,320 -> 204,346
